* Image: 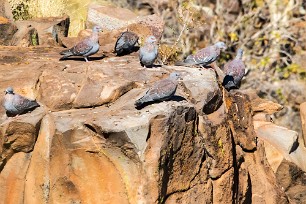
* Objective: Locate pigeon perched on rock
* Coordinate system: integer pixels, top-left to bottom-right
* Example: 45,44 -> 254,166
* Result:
139,35 -> 158,68
135,72 -> 180,108
222,48 -> 245,90
175,41 -> 227,67
60,25 -> 102,62
3,87 -> 40,116
115,31 -> 139,56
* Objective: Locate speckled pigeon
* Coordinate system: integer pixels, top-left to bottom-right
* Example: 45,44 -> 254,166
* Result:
222,48 -> 245,90
115,31 -> 139,56
135,72 -> 180,108
175,41 -> 227,67
60,25 -> 102,62
3,87 -> 40,116
139,35 -> 158,68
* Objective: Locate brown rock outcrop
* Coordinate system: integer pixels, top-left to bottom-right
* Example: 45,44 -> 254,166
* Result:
5,16 -> 70,47
0,17 -> 17,46
0,45 -> 294,203
251,91 -> 306,202
85,4 -> 164,53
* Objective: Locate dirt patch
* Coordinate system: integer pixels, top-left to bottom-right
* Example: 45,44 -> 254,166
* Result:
0,55 -> 22,64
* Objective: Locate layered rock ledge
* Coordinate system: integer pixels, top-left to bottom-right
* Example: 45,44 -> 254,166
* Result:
0,46 -> 304,203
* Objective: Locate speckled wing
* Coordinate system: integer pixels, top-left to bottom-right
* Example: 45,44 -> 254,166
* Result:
135,78 -> 177,107
70,38 -> 94,56
184,46 -> 218,66
115,32 -> 138,55
222,59 -> 245,90
147,79 -> 177,100
13,94 -> 40,113
224,59 -> 245,84
60,38 -> 93,57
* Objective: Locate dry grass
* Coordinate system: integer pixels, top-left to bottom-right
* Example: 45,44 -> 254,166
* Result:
8,0 -> 108,36
28,0 -> 67,18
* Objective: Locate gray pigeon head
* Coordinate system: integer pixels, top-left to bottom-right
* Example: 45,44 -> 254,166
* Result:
5,87 -> 14,94
236,48 -> 243,59
92,25 -> 102,33
169,72 -> 180,80
145,36 -> 157,44
215,41 -> 227,50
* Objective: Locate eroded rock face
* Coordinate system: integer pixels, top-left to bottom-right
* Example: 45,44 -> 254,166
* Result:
0,45 -> 292,203
5,16 -> 69,47
85,4 -> 164,53
0,17 -> 17,46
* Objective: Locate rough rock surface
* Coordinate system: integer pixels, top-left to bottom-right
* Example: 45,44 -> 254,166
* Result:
0,16 -> 17,46
251,92 -> 306,202
2,16 -> 70,47
85,4 -> 164,53
0,45 -> 298,203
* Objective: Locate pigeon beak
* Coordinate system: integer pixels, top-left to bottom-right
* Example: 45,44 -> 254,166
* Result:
136,38 -> 141,46
177,76 -> 183,81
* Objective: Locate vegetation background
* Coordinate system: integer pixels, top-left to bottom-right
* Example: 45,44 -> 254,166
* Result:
7,0 -> 306,134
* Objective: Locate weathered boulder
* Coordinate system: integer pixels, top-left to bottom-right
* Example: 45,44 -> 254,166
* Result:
0,107 -> 45,171
0,0 -> 13,20
10,16 -> 69,47
180,67 -> 222,114
250,91 -> 306,202
250,90 -> 306,171
86,4 -> 164,53
0,16 -> 18,46
0,45 -> 294,203
275,160 -> 306,203
300,102 -> 306,146
86,4 -> 138,30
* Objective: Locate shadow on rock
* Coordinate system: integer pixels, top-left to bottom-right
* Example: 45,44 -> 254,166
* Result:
135,95 -> 186,110
115,47 -> 140,56
59,55 -> 106,62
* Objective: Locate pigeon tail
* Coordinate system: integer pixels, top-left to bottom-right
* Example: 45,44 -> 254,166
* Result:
134,94 -> 154,108
29,100 -> 40,109
59,55 -> 72,61
175,61 -> 191,66
135,97 -> 146,107
222,75 -> 238,91
59,49 -> 73,55
59,49 -> 74,60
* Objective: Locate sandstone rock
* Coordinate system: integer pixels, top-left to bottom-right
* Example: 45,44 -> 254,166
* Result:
0,0 -> 13,20
87,4 -> 137,30
0,152 -> 31,204
252,98 -> 284,114
0,17 -> 18,46
300,102 -> 306,146
251,99 -> 306,203
37,68 -> 80,110
0,45 -> 291,203
254,120 -> 306,172
254,121 -> 298,153
11,16 -> 69,47
72,73 -> 137,108
242,141 -> 288,203
242,89 -> 284,114
86,4 -> 164,53
0,107 -> 45,171
11,27 -> 39,47
225,91 -> 257,151
180,67 -> 222,114
276,160 -> 306,203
